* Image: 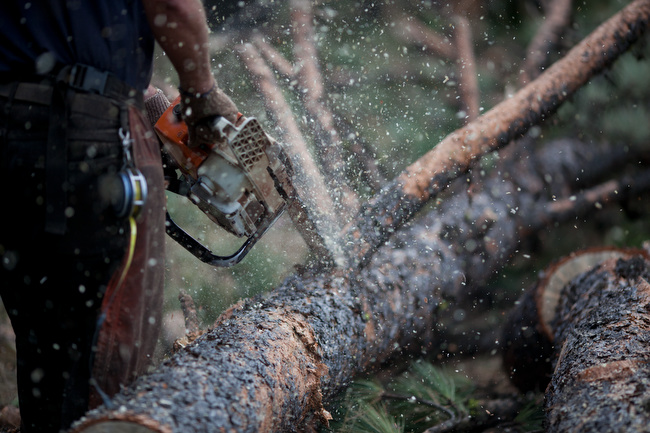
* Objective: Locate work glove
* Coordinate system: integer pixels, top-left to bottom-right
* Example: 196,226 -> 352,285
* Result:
143,87 -> 171,127
179,82 -> 238,148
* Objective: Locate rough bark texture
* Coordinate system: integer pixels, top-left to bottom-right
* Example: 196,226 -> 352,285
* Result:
70,135 -> 650,432
545,255 -> 650,432
345,0 -> 650,268
502,247 -> 649,392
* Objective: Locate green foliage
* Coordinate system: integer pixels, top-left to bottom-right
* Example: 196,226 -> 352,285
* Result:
513,401 -> 545,433
323,360 -> 548,433
338,402 -> 405,433
393,361 -> 473,412
324,362 -> 474,433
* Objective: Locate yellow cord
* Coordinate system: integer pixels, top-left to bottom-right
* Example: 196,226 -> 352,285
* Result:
114,216 -> 137,291
89,216 -> 137,405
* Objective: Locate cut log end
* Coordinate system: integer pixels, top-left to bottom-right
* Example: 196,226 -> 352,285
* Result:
501,246 -> 649,392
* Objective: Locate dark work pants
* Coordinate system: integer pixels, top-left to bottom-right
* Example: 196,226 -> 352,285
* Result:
0,83 -> 130,432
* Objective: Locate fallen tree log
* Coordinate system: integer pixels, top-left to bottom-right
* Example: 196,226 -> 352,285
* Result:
71,137 -> 650,432
544,254 -> 650,432
502,247 -> 650,392
504,250 -> 650,432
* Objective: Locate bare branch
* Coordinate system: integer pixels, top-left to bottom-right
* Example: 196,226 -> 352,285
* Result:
236,42 -> 348,267
335,118 -> 387,193
391,15 -> 457,60
452,15 -> 480,122
346,0 -> 650,268
290,0 -> 359,215
521,0 -> 574,84
537,170 -> 650,230
251,34 -> 295,79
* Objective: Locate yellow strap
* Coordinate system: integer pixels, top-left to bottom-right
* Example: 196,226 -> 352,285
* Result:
114,216 -> 137,291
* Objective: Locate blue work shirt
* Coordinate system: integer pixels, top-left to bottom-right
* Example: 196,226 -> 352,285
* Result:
0,0 -> 154,91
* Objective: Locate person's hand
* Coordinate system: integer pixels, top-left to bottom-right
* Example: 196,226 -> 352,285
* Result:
143,85 -> 171,127
179,82 -> 238,148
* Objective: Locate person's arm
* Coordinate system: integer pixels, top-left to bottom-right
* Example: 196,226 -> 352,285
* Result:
142,0 -> 214,94
142,0 -> 238,146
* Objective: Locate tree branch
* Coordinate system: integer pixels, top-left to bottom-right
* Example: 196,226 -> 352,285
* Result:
391,15 -> 457,60
536,170 -> 650,231
290,0 -> 359,216
252,35 -> 295,79
235,42 -> 348,267
345,0 -> 650,269
452,15 -> 480,122
335,117 -> 388,193
521,0 -> 574,85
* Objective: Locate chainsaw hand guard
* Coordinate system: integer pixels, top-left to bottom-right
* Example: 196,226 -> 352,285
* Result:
164,206 -> 284,267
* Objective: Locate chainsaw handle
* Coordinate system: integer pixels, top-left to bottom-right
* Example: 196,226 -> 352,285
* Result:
164,206 -> 284,267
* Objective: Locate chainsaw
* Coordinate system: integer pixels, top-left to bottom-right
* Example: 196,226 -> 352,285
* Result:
154,96 -> 333,267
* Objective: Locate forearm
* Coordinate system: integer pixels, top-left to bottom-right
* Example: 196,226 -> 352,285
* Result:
142,0 -> 215,94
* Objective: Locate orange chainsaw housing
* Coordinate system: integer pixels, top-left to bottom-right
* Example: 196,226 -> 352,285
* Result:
153,95 -> 208,178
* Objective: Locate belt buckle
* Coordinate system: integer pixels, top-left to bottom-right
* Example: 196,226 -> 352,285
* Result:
68,64 -> 108,95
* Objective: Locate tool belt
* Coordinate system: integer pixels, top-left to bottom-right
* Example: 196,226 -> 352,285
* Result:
0,64 -> 142,235
0,63 -> 139,103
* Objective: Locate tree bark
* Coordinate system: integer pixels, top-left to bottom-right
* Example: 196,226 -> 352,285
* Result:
502,244 -> 650,432
71,137 -> 650,432
544,255 -> 650,432
502,247 -> 649,392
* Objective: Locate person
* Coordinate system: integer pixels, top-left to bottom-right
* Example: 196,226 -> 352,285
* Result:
0,1 -> 238,431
